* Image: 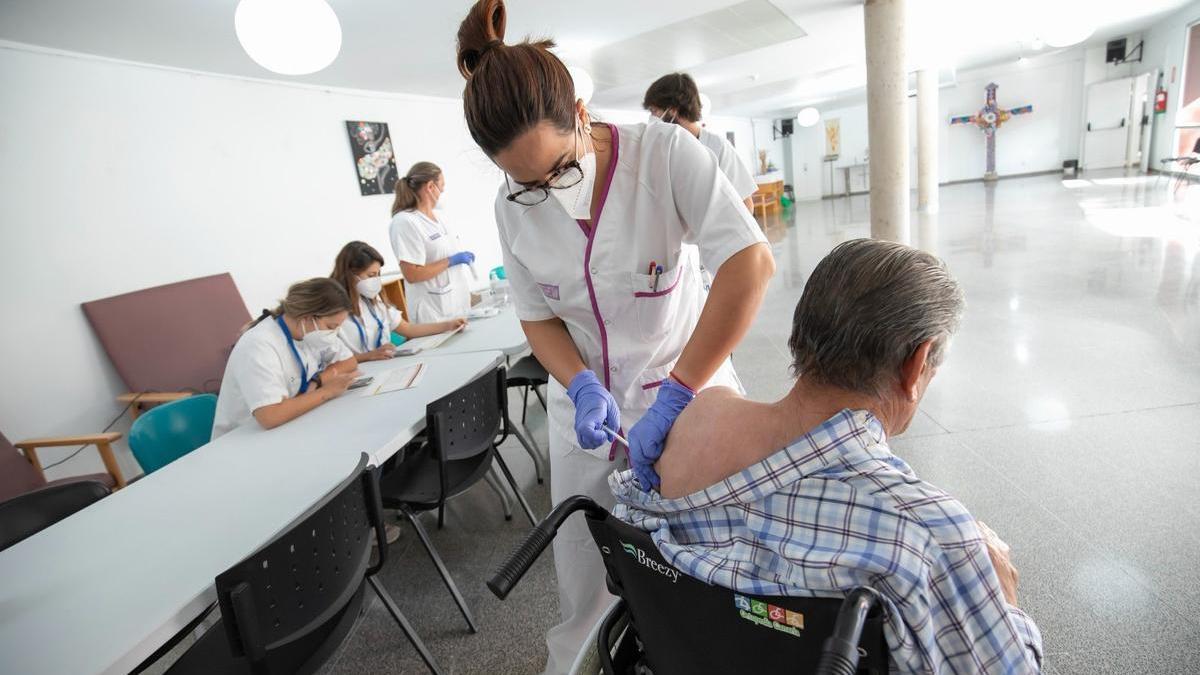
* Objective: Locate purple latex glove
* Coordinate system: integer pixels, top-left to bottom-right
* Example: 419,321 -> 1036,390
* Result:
628,379 -> 694,491
448,251 -> 476,267
566,370 -> 620,450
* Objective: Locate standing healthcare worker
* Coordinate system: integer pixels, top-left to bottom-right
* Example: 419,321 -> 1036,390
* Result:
330,240 -> 467,361
389,161 -> 476,322
456,2 -> 775,671
644,72 -> 759,211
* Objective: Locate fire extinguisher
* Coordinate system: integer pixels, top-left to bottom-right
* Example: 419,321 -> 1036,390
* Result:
1154,87 -> 1167,114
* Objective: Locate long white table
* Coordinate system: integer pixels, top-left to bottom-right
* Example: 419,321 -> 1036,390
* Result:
435,304 -> 527,356
0,350 -> 504,675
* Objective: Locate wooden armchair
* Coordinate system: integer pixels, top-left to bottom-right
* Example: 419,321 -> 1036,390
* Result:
2,430 -> 127,503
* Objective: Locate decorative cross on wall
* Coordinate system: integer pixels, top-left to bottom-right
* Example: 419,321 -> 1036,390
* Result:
949,82 -> 1033,181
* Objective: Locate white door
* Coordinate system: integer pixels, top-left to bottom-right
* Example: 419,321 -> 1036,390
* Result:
1083,77 -> 1134,170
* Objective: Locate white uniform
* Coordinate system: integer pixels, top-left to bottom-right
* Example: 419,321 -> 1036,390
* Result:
495,121 -> 768,674
337,296 -> 402,354
389,209 -> 473,322
211,316 -> 353,439
698,127 -> 759,200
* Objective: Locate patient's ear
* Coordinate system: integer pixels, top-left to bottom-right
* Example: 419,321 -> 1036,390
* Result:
899,340 -> 935,402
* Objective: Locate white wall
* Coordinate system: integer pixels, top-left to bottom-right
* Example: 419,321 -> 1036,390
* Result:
1140,1 -> 1200,165
0,44 -> 506,479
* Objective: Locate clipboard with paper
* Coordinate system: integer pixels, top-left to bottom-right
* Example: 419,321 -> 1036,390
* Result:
361,362 -> 426,397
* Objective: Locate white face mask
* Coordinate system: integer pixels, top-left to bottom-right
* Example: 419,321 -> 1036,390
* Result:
300,317 -> 338,346
549,127 -> 596,220
356,276 -> 383,299
648,110 -> 676,125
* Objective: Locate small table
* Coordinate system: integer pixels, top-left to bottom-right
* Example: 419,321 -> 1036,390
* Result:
430,305 -> 528,357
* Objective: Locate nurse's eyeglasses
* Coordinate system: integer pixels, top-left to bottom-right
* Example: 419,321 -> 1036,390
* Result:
504,162 -> 584,206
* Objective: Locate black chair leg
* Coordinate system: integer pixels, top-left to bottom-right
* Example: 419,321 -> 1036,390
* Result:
533,385 -> 547,411
400,508 -> 478,633
368,576 -> 445,675
509,420 -> 545,485
492,448 -> 537,526
437,503 -> 445,530
521,386 -> 530,425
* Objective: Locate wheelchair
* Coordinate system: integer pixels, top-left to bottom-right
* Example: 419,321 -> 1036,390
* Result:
488,496 -> 890,675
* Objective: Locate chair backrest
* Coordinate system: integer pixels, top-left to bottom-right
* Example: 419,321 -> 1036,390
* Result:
585,512 -> 889,675
0,481 -> 111,552
426,367 -> 504,462
0,430 -> 45,502
81,273 -> 251,395
213,454 -> 387,675
128,394 -> 218,474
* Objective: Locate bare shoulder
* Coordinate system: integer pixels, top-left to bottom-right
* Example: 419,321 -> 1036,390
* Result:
658,387 -> 757,498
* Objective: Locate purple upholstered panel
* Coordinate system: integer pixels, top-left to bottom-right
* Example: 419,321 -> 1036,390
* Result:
81,273 -> 251,394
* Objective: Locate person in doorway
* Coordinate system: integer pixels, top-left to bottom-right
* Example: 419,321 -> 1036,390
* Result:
389,162 -> 476,322
455,2 -> 776,671
643,72 -> 758,211
329,241 -> 466,361
212,278 -> 360,439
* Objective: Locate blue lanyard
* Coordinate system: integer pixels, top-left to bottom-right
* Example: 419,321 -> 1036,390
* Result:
275,315 -> 309,395
351,299 -> 385,351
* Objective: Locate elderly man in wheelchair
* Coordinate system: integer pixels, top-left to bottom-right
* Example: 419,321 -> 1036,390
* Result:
492,239 -> 1043,674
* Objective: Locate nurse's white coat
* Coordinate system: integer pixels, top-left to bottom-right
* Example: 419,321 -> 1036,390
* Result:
496,121 -> 768,460
698,126 -> 758,200
337,296 -> 402,354
389,209 -> 473,322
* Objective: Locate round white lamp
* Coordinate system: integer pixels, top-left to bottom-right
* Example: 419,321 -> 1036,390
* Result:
567,66 -> 594,105
235,0 -> 342,76
796,107 -> 820,128
698,92 -> 712,119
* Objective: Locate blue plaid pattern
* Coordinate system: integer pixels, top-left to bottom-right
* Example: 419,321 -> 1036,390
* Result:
610,409 -> 1043,674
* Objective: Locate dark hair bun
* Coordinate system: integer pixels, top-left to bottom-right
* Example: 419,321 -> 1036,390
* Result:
457,0 -> 507,79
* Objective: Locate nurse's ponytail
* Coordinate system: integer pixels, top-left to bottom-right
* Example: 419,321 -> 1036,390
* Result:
245,278 -> 352,333
391,161 -> 442,216
456,0 -> 577,157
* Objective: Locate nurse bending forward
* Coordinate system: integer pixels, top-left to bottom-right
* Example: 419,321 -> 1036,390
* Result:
389,161 -> 476,322
330,240 -> 467,360
456,1 -> 775,672
211,278 -> 361,439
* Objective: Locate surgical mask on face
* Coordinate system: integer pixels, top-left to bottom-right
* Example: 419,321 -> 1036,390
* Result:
301,317 -> 338,346
648,110 -> 675,125
356,276 -> 382,299
549,127 -> 597,220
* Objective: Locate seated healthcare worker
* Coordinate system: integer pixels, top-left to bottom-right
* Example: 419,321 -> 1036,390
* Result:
389,161 -> 476,322
643,72 -> 758,211
330,240 -> 467,361
211,278 -> 360,439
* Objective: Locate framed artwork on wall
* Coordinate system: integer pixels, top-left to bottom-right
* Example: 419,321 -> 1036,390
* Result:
825,118 -> 841,157
345,121 -> 398,196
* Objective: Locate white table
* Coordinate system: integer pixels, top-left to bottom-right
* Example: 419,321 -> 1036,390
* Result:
0,350 -> 504,675
433,304 -> 527,357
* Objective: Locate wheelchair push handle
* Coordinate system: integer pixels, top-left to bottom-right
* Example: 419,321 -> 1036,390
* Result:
815,587 -> 881,675
488,495 -> 606,600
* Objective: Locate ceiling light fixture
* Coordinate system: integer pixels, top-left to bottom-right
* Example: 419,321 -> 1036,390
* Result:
234,0 -> 342,76
796,107 -> 820,127
699,92 -> 713,118
567,66 -> 594,105
1031,37 -> 1045,51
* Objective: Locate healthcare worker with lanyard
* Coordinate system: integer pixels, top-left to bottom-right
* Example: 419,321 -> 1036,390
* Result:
455,2 -> 775,672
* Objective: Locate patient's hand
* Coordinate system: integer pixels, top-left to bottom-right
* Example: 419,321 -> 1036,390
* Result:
979,520 -> 1019,607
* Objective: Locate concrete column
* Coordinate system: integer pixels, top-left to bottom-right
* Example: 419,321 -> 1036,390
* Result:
864,0 -> 909,244
916,68 -> 939,214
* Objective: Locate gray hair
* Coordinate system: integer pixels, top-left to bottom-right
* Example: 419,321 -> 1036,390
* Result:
788,238 -> 965,396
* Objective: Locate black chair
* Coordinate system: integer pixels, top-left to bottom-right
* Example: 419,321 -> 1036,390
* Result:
0,480 -> 110,552
501,354 -> 549,484
490,496 -> 889,675
166,454 -> 442,675
379,366 -> 537,633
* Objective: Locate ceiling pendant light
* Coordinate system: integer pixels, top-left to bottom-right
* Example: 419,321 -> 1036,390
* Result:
235,0 -> 343,76
699,92 -> 712,118
796,107 -> 820,128
566,66 -> 594,105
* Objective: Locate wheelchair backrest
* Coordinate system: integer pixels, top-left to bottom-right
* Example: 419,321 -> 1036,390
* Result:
586,512 -> 889,674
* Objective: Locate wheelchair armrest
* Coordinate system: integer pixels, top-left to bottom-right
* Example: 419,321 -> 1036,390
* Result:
815,587 -> 882,675
488,495 -> 607,599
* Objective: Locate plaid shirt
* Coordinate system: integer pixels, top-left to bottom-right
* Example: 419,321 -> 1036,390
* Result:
610,409 -> 1043,674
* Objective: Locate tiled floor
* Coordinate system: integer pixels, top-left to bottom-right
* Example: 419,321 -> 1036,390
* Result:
327,171 -> 1200,674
